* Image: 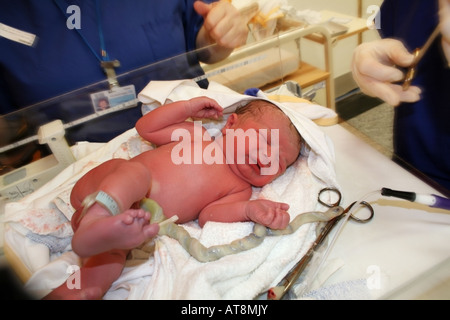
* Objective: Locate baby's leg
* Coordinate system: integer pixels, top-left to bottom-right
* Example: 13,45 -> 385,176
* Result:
42,249 -> 127,300
71,159 -> 152,212
71,159 -> 158,257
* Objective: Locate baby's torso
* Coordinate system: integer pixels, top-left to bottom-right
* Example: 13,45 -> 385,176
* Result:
131,139 -> 250,222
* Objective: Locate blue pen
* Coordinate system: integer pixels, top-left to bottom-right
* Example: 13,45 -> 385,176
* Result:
381,188 -> 450,211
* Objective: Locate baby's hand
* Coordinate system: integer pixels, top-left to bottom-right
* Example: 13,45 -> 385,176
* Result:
185,96 -> 223,120
246,199 -> 290,230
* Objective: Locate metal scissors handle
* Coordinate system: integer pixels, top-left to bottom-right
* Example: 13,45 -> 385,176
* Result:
318,187 -> 374,223
402,25 -> 441,91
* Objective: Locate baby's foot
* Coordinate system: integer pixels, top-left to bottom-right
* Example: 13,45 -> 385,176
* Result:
107,209 -> 158,250
72,209 -> 159,257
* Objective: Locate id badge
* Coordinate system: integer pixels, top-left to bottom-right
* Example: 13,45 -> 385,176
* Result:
90,85 -> 137,113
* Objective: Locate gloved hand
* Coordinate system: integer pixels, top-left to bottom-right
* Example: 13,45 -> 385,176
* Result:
351,39 -> 422,106
440,0 -> 450,65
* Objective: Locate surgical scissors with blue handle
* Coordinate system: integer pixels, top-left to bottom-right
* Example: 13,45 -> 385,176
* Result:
267,188 -> 374,300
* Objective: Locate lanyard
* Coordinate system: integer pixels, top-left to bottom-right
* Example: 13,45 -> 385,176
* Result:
53,0 -> 120,88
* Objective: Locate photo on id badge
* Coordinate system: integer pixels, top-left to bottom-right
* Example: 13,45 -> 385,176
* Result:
90,85 -> 136,113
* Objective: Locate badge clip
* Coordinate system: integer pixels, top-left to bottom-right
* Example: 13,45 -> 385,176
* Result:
101,60 -> 121,89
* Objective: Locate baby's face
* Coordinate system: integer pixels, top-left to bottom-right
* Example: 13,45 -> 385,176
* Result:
224,109 -> 301,187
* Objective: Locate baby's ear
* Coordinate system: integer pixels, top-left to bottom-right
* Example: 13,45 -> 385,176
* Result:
223,113 -> 238,132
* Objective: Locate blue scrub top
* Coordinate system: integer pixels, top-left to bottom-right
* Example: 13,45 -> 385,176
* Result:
0,0 -> 213,142
380,0 -> 450,192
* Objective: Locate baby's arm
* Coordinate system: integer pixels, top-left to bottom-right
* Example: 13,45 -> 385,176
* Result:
136,97 -> 223,145
198,190 -> 291,230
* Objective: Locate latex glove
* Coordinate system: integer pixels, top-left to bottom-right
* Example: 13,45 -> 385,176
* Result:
352,39 -> 422,106
195,0 -> 248,62
440,0 -> 450,65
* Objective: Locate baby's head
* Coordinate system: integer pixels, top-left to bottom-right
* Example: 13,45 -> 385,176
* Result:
222,99 -> 303,186
234,100 -> 303,150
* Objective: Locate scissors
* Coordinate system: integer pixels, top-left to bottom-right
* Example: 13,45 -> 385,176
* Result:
402,25 -> 441,91
267,188 -> 374,300
317,187 -> 374,223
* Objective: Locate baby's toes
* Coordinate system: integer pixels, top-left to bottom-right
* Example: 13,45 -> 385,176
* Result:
121,214 -> 134,225
121,209 -> 141,225
136,209 -> 148,219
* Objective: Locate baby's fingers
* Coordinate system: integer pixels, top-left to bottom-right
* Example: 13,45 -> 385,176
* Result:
203,107 -> 223,119
276,202 -> 290,211
188,97 -> 223,118
268,208 -> 290,230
